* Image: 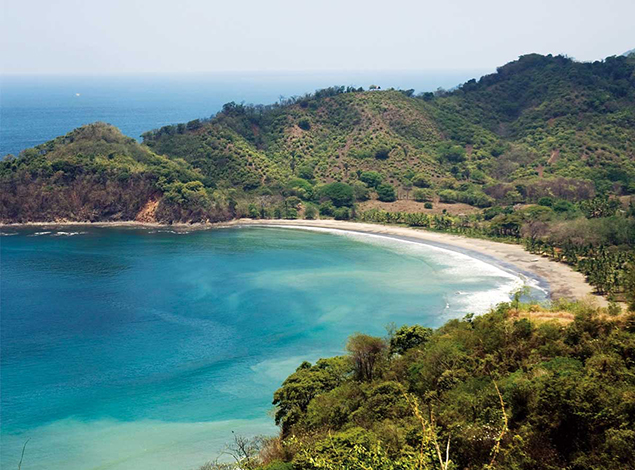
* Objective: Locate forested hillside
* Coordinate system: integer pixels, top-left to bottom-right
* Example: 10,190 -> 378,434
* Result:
0,123 -> 233,223
2,53 -> 634,302
208,300 -> 635,470
142,53 -> 635,200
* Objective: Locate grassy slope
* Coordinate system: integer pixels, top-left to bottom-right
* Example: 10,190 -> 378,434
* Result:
143,54 -> 635,198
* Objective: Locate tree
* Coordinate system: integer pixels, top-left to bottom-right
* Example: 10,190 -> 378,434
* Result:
437,143 -> 466,163
319,201 -> 335,216
346,334 -> 386,381
320,182 -> 354,207
376,183 -> 396,202
389,325 -> 433,355
298,118 -> 311,131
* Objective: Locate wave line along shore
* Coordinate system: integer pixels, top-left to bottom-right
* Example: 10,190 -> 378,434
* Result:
0,218 -> 605,305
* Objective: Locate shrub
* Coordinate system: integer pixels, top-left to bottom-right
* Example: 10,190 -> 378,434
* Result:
304,204 -> 318,220
413,188 -> 433,202
360,171 -> 383,188
286,178 -> 313,200
390,325 -> 432,355
297,164 -> 314,180
412,173 -> 431,188
424,202 -> 433,209
553,199 -> 575,213
319,201 -> 335,216
352,181 -> 370,201
439,189 -> 493,207
298,118 -> 311,131
376,183 -> 396,202
285,196 -> 302,209
437,142 -> 466,163
334,207 -> 351,220
374,146 -> 391,159
248,203 -> 259,218
538,196 -> 554,207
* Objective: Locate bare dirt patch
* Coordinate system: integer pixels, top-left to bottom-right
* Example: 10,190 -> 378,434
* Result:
135,199 -> 159,223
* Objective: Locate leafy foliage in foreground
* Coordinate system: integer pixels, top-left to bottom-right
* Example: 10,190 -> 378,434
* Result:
202,300 -> 635,470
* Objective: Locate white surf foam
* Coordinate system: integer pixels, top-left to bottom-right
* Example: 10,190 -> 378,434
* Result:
263,225 -> 544,314
52,231 -> 87,236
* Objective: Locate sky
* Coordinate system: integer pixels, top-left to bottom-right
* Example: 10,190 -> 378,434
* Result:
1,0 -> 634,75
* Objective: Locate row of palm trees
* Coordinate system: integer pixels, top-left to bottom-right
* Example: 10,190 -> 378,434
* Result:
358,209 -> 634,299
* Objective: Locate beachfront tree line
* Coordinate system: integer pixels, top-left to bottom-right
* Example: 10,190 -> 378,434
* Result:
200,299 -> 635,470
235,189 -> 635,308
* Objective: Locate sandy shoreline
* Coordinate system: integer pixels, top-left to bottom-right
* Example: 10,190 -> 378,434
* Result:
233,219 -> 604,306
1,218 -> 604,305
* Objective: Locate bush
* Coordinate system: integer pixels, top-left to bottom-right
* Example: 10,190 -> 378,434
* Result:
374,146 -> 391,159
284,207 -> 298,219
439,189 -> 493,207
437,142 -> 466,163
412,173 -> 431,188
376,183 -> 396,202
360,171 -> 383,188
286,178 -> 313,200
553,199 -> 575,213
298,118 -> 311,131
413,188 -> 433,202
390,325 -> 432,355
538,196 -> 553,207
424,202 -> 433,209
334,207 -> 351,220
304,204 -> 318,220
248,203 -> 259,218
297,164 -> 314,180
319,201 -> 335,216
352,181 -> 370,201
285,196 -> 302,209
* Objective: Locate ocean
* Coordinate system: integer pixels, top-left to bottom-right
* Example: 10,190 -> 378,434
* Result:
0,70 -> 489,157
0,226 -> 546,470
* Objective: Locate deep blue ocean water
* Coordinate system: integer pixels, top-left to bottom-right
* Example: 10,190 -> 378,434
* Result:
0,226 -> 545,470
0,70 -> 488,157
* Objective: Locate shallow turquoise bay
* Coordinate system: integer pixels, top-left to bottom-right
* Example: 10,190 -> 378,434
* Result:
0,226 -> 546,469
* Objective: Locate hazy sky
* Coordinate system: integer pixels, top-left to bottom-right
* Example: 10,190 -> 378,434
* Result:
2,0 -> 634,75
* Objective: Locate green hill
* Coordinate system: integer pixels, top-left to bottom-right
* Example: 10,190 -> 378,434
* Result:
142,53 -> 635,201
0,123 -> 231,223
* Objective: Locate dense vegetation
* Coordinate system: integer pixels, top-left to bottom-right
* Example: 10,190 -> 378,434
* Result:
0,123 -> 235,223
1,53 -> 634,299
201,299 -> 635,470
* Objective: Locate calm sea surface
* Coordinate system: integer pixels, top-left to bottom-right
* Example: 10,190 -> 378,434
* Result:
0,70 -> 489,157
0,226 -> 545,470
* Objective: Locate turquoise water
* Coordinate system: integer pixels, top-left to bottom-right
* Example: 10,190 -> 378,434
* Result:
0,70 -> 489,157
0,226 -> 544,469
